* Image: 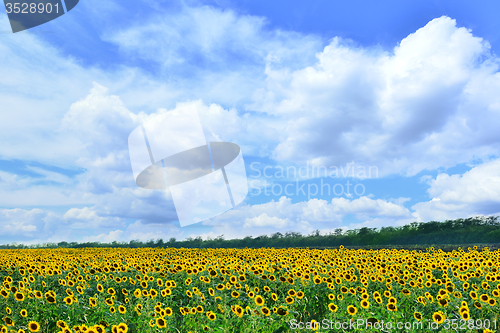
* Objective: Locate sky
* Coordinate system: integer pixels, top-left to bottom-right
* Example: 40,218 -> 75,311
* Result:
1,0 -> 500,244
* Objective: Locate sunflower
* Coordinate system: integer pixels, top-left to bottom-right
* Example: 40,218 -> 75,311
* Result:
95,325 -> 105,333
438,298 -> 448,307
414,312 -> 423,321
206,311 -> 216,321
460,310 -> 470,320
347,305 -> 357,316
14,292 -> 25,302
232,305 -> 244,318
156,318 -> 166,329
432,311 -> 445,325
285,296 -> 294,304
114,323 -> 128,332
328,303 -> 338,312
118,305 -> 126,314
28,321 -> 40,332
387,303 -> 397,312
360,300 -> 370,309
260,307 -> 271,316
276,307 -> 288,316
4,317 -> 13,326
255,295 -> 265,306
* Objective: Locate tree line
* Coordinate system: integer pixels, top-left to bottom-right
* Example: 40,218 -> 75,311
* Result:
1,215 -> 499,249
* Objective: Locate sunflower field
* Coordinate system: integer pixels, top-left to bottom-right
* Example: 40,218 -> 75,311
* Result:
0,245 -> 499,332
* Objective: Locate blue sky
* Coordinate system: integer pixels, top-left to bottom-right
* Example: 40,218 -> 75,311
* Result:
1,0 -> 500,244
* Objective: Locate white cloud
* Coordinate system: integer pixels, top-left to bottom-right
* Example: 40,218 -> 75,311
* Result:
80,230 -> 124,244
0,208 -> 42,237
0,169 -> 89,206
244,213 -> 291,228
331,197 -> 411,218
412,158 -> 500,222
201,195 -> 411,239
246,16 -> 500,177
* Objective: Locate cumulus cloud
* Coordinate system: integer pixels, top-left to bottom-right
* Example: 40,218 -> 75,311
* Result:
331,197 -> 411,219
200,195 -> 412,239
248,16 -> 500,177
412,158 -> 500,222
244,213 -> 291,228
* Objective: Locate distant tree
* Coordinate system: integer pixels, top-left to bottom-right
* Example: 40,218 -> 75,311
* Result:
271,232 -> 283,239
